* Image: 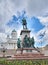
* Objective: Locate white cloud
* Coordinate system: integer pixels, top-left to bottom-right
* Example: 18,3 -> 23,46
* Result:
0,33 -> 7,43
38,17 -> 48,26
36,26 -> 48,47
0,0 -> 28,23
37,16 -> 48,46
0,0 -> 48,25
0,0 -> 48,26
27,0 -> 48,16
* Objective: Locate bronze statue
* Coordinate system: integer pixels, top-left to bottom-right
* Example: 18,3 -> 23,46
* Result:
22,18 -> 27,29
23,35 -> 35,48
17,38 -> 21,48
30,37 -> 35,48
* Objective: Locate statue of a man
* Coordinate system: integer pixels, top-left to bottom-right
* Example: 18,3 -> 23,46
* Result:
23,35 -> 30,47
30,37 -> 35,48
22,18 -> 27,29
17,38 -> 21,48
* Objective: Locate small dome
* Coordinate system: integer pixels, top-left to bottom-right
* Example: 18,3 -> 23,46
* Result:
12,29 -> 16,32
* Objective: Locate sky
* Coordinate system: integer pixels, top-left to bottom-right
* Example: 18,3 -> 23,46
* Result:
0,0 -> 48,47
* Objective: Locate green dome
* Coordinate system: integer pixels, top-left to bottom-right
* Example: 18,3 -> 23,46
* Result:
12,29 -> 16,32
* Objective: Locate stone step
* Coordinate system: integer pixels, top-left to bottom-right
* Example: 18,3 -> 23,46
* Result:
14,53 -> 45,60
15,55 -> 44,57
14,56 -> 44,58
14,56 -> 48,60
14,53 -> 44,57
14,53 -> 48,60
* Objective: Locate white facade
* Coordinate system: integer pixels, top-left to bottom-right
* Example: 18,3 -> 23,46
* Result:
41,45 -> 48,56
0,29 -> 18,49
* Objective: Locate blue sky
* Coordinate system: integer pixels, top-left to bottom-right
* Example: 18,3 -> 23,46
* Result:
0,0 -> 48,47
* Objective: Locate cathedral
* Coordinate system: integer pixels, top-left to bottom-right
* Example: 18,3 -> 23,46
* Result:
0,29 -> 17,49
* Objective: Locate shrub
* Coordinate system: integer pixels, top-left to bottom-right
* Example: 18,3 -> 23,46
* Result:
0,59 -> 48,65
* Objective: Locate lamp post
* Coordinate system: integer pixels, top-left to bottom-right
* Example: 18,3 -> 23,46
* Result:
2,46 -> 7,57
2,48 -> 6,57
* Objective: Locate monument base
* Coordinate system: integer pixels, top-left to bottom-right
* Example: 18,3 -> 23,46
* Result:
20,29 -> 31,41
14,48 -> 46,60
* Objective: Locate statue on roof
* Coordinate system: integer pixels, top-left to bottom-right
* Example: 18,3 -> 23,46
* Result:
22,18 -> 27,29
